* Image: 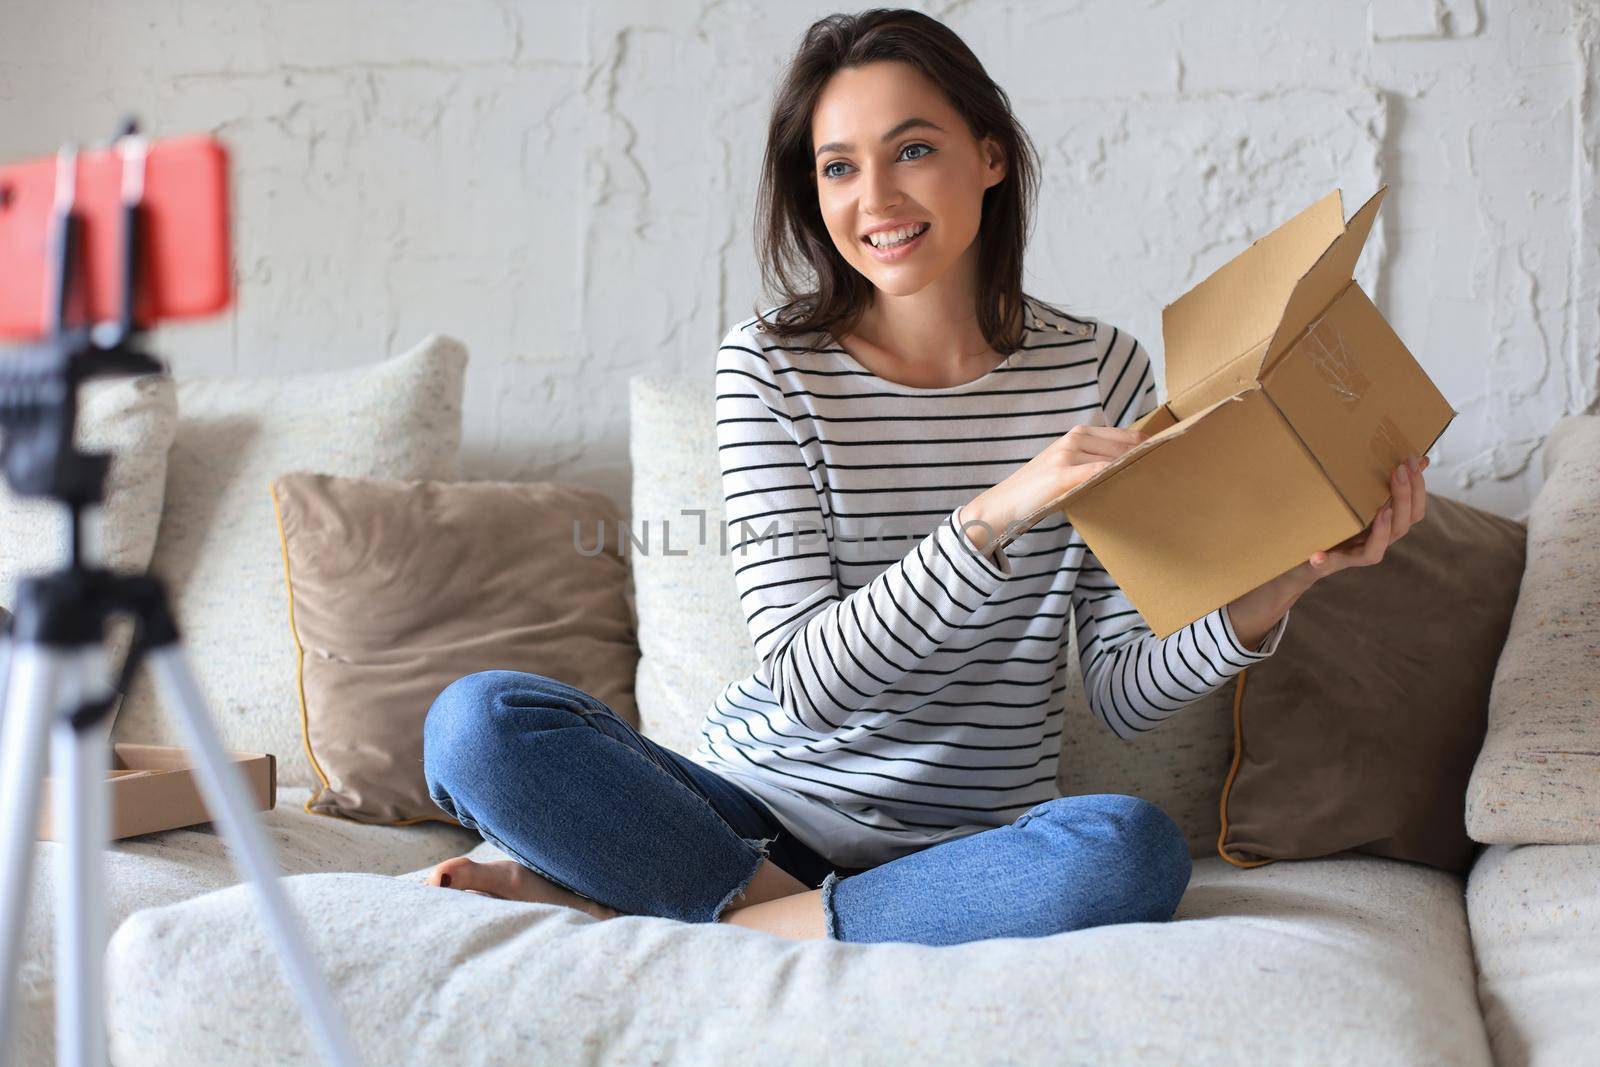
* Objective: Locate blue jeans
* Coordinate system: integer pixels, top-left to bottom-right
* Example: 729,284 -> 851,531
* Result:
421,670 -> 1192,947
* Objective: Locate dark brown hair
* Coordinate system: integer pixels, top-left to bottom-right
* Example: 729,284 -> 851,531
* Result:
754,9 -> 1041,353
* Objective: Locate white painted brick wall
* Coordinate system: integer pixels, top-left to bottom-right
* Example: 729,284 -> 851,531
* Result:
3,0 -> 1594,520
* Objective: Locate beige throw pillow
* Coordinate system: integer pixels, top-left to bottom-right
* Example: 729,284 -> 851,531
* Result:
110,336 -> 467,787
271,472 -> 640,825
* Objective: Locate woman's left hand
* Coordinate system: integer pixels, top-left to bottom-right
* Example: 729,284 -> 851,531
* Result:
1225,454 -> 1430,650
1293,453 -> 1430,586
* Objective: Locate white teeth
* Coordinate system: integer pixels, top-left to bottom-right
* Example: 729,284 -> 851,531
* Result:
868,223 -> 926,248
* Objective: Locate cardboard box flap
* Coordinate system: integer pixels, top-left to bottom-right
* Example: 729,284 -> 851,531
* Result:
1259,184 -> 1388,376
1067,389 -> 1249,498
996,389 -> 1253,552
1058,387 -> 1363,638
1160,190 -> 1345,403
1259,280 -> 1458,524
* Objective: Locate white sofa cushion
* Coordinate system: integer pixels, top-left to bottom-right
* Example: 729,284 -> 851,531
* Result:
104,849 -> 1489,1066
626,375 -> 758,756
0,373 -> 177,609
111,336 -> 468,789
14,788 -> 478,1065
1467,843 -> 1600,1067
627,373 -> 1243,856
1466,414 -> 1600,843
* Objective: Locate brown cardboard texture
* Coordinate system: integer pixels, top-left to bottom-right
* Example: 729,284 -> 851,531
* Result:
1033,185 -> 1457,639
37,743 -> 276,841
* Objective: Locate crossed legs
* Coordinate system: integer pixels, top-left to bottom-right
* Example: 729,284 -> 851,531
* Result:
421,670 -> 1191,945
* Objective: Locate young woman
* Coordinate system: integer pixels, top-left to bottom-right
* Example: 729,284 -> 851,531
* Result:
421,9 -> 1429,946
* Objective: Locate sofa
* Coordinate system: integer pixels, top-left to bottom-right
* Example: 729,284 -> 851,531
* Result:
4,339 -> 1596,1066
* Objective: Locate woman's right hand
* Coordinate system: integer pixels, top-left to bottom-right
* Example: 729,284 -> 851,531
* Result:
959,424 -> 1150,555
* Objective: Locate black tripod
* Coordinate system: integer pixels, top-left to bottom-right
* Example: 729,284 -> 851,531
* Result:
0,123 -> 358,1067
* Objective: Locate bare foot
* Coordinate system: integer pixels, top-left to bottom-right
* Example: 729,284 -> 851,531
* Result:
427,855 -> 618,920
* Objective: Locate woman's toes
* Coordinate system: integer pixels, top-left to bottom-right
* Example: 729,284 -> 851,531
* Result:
428,855 -> 487,893
429,857 -> 534,901
427,855 -> 617,917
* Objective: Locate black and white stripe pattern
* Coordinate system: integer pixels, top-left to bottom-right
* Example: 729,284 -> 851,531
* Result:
688,299 -> 1290,867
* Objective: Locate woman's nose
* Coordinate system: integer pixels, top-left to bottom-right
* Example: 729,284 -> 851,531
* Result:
859,163 -> 903,215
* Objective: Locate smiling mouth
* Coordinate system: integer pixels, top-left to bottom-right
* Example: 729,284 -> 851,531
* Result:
870,222 -> 934,251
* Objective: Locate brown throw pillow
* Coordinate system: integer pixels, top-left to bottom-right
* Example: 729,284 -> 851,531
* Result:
271,473 -> 640,824
1218,493 -> 1525,875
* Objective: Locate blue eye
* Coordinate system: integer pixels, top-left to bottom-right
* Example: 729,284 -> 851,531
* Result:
825,143 -> 934,181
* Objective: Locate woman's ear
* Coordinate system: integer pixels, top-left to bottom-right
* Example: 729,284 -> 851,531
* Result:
980,135 -> 1007,190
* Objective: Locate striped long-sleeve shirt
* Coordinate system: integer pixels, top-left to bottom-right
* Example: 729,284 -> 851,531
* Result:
687,298 -> 1291,868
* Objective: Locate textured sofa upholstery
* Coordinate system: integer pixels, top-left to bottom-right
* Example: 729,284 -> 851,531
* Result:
106,844 -> 1491,1065
14,792 -> 478,1064
10,370 -> 1597,1066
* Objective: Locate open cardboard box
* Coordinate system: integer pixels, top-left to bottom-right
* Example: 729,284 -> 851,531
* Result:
38,742 -> 276,841
1011,184 -> 1458,638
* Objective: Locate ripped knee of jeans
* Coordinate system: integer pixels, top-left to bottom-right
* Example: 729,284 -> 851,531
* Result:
820,869 -> 845,940
711,835 -> 778,923
744,832 -> 777,862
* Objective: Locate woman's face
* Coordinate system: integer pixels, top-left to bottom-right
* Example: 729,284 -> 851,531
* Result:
810,60 -> 1006,298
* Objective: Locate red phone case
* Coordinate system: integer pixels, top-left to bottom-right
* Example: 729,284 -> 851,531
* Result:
0,133 -> 231,340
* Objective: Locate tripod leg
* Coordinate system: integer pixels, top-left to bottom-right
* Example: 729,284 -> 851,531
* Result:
0,644 -> 70,1067
142,644 -> 361,1067
56,647 -> 112,1067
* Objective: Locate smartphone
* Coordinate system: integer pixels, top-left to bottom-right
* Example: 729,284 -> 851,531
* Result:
0,133 -> 231,340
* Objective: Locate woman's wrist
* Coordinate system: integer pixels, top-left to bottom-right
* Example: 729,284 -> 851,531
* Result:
1224,574 -> 1307,651
959,489 -> 1015,556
